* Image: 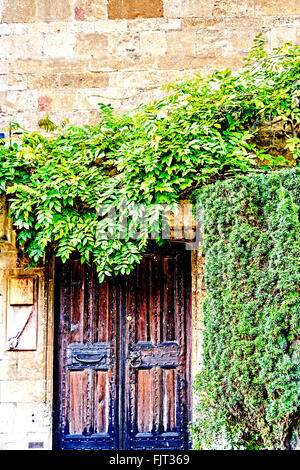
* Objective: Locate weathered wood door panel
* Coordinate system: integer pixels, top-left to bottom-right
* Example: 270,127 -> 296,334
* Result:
124,252 -> 190,449
55,260 -> 120,450
54,246 -> 191,450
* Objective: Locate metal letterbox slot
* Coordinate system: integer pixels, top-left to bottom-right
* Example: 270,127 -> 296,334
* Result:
67,343 -> 110,370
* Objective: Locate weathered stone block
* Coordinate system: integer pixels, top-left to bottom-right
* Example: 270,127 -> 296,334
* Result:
227,28 -> 270,53
108,0 -> 163,19
27,74 -> 60,90
195,29 -> 229,57
0,404 -> 16,434
10,59 -> 89,75
37,0 -> 72,22
271,27 -> 297,48
93,19 -> 128,32
59,72 -> 109,88
0,248 -> 18,269
163,0 -> 212,18
0,359 -> 17,380
222,15 -> 265,29
15,352 -> 46,380
156,54 -> 244,70
6,90 -> 38,113
43,33 -> 75,58
0,36 -> 11,60
255,0 -> 300,15
89,55 -> 155,72
74,0 -> 108,21
156,55 -> 203,70
109,32 -> 140,55
0,60 -> 9,75
166,30 -> 196,56
1,0 -> 36,23
10,34 -> 44,60
127,18 -> 181,31
77,32 -> 140,57
0,380 -> 45,403
39,90 -> 87,111
76,33 -> 109,58
14,403 -> 51,433
7,74 -> 26,91
267,15 -> 300,28
181,17 -> 223,29
212,0 -> 255,16
140,31 -> 167,56
0,23 -> 11,35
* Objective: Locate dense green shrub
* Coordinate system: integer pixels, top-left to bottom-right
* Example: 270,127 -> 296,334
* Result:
192,168 -> 300,449
0,38 -> 299,279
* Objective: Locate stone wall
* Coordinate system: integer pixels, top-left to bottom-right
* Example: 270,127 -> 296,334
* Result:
0,0 -> 299,130
0,195 -> 53,450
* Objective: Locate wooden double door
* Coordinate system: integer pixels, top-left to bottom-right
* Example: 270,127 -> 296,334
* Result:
54,245 -> 191,450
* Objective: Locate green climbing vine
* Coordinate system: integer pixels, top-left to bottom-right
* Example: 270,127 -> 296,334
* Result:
191,168 -> 300,449
0,37 -> 299,281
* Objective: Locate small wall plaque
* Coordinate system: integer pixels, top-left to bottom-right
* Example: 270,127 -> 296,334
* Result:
6,275 -> 38,351
9,277 -> 34,305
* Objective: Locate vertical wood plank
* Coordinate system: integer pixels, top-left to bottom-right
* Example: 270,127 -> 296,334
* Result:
137,369 -> 154,433
83,264 -> 94,344
69,370 -> 88,434
94,371 -> 109,433
95,282 -> 109,343
70,260 -> 84,343
154,367 -> 163,434
163,369 -> 176,432
137,257 -> 149,343
162,257 -> 176,342
149,254 -> 161,344
60,260 -> 72,435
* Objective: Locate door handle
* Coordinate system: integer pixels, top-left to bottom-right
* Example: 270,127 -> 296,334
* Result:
126,350 -> 142,368
74,354 -> 106,365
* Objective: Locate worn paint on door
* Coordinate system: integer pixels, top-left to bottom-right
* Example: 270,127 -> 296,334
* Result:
54,244 -> 191,450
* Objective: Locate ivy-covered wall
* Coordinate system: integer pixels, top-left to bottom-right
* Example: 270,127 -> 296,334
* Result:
192,168 -> 300,449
